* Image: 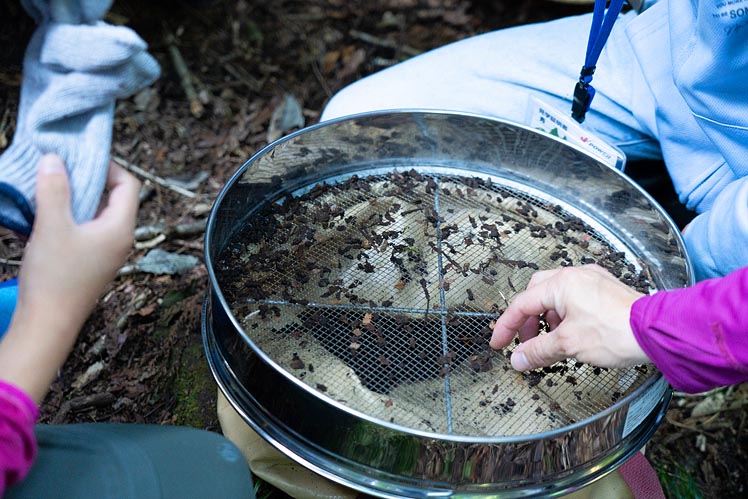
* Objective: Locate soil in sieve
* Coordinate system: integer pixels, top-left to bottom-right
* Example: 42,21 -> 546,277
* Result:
214,169 -> 654,433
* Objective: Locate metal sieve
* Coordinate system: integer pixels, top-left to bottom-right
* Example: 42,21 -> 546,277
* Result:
203,111 -> 693,498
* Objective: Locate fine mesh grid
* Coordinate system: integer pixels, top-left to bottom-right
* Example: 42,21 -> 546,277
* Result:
217,170 -> 655,437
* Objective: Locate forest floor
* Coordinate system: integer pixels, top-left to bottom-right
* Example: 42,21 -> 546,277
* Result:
0,1 -> 746,498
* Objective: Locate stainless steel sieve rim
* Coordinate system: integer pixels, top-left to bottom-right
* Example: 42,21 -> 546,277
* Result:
203,110 -> 694,497
204,111 -> 690,444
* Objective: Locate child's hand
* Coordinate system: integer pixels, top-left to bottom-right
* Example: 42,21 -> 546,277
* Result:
490,265 -> 650,371
0,154 -> 140,403
15,154 -> 140,333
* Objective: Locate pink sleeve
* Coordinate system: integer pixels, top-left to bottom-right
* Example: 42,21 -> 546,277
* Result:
0,381 -> 39,494
630,267 -> 748,393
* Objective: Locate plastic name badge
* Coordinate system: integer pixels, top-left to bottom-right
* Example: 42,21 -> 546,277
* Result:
526,95 -> 626,171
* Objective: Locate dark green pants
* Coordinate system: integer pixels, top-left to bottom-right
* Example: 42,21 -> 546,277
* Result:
6,424 -> 256,499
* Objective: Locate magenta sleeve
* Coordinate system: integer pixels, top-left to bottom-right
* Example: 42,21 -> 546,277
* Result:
630,267 -> 748,393
0,381 -> 39,494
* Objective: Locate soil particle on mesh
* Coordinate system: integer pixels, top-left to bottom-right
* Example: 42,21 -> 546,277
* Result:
290,353 -> 305,370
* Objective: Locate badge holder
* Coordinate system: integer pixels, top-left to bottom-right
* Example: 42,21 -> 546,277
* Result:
526,95 -> 626,171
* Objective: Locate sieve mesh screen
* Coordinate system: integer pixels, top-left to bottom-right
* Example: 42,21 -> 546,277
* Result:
216,170 -> 655,437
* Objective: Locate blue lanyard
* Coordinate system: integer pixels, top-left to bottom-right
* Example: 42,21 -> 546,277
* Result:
571,0 -> 626,123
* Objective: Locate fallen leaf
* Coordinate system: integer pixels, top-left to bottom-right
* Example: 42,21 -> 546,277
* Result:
691,391 -> 726,418
267,93 -> 304,142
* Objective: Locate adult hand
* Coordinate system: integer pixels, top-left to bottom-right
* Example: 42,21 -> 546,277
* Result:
489,265 -> 650,372
0,154 -> 140,403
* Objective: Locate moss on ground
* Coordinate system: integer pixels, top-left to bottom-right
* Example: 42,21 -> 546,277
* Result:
656,461 -> 703,499
172,341 -> 219,429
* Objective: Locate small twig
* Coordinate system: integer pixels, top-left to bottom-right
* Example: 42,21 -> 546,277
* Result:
165,171 -> 209,192
371,57 -> 399,68
135,224 -> 164,241
497,289 -> 510,309
52,392 -> 115,424
0,108 -> 10,149
311,58 -> 332,99
166,35 -> 204,118
134,219 -> 207,242
173,239 -> 204,251
673,386 -> 730,398
112,156 -> 198,198
223,63 -> 263,92
135,233 -> 167,250
174,219 -> 207,237
349,30 -> 421,57
418,278 -> 430,317
701,412 -> 722,427
117,264 -> 138,276
244,310 -> 261,321
0,108 -> 9,132
665,415 -> 718,437
139,179 -> 156,203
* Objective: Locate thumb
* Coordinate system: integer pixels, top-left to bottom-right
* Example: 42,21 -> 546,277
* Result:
510,329 -> 566,371
34,154 -> 73,228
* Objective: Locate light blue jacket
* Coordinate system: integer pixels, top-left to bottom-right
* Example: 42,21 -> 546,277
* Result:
626,0 -> 748,280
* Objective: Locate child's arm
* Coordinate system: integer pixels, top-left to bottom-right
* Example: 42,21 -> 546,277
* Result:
0,154 -> 140,404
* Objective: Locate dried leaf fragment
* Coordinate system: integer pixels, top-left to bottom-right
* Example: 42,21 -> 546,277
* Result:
290,353 -> 305,370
